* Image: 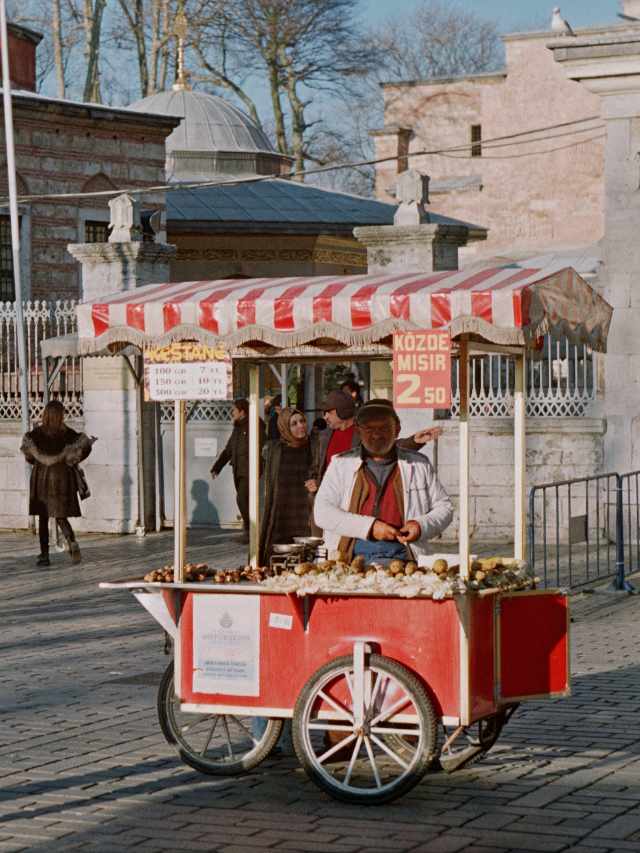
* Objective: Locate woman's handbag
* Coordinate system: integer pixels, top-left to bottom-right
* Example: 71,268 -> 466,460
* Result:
73,465 -> 91,500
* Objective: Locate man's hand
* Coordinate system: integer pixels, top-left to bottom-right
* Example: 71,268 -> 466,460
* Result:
371,520 -> 400,541
412,427 -> 443,445
210,471 -> 218,480
304,479 -> 318,494
396,520 -> 421,543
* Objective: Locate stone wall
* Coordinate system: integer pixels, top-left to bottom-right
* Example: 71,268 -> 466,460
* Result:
0,411 -> 606,546
432,417 -> 605,543
374,30 -> 605,260
0,97 -> 177,300
0,422 -> 31,529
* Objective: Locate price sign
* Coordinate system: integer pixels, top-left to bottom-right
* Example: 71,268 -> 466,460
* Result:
392,329 -> 452,409
144,341 -> 232,401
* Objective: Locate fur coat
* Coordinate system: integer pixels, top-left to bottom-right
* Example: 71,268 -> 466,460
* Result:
21,427 -> 93,518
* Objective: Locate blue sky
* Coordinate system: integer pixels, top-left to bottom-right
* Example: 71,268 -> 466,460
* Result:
361,0 -> 617,32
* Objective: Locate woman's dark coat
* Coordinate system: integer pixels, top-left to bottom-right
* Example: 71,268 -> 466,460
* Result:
21,427 -> 93,518
259,438 -> 314,566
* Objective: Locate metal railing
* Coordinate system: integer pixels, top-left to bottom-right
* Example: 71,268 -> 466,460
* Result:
620,471 -> 640,579
0,300 -> 82,420
451,334 -> 595,417
528,471 -> 640,592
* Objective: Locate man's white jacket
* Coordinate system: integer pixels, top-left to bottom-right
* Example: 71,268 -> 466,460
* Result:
314,447 -> 454,559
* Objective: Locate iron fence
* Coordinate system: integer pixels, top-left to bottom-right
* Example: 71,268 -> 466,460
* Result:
620,471 -> 640,578
527,471 -> 640,592
451,334 -> 595,417
0,300 -> 82,420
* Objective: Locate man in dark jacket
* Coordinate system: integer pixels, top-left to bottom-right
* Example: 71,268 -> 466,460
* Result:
211,398 -> 265,542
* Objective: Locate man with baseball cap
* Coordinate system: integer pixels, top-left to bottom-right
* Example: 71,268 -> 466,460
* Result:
314,399 -> 453,563
313,390 -> 442,485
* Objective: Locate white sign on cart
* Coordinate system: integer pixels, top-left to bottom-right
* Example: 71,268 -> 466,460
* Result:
193,595 -> 260,696
143,341 -> 232,402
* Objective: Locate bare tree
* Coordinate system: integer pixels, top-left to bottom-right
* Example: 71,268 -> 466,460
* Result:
191,0 -> 375,175
111,0 -> 176,98
81,0 -> 107,101
370,0 -> 502,83
310,0 -> 503,196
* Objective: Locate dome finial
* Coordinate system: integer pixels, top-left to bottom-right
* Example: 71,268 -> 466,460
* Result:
173,5 -> 191,91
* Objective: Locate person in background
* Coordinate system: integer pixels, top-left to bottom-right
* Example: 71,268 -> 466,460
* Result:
340,378 -> 364,409
314,400 -> 453,564
259,407 -> 318,565
311,416 -> 327,437
20,399 -> 95,566
266,393 -> 282,441
312,390 -> 442,485
210,398 -> 265,543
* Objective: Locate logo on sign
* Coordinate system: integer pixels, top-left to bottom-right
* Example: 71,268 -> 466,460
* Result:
393,329 -> 452,409
219,612 -> 233,629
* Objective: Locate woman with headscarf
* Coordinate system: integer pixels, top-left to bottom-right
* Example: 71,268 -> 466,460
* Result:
20,400 -> 95,566
259,407 -> 318,566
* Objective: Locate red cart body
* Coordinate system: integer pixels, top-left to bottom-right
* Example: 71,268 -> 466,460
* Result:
163,586 -> 570,726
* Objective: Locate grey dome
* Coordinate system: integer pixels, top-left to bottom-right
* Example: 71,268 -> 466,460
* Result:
129,88 -> 276,154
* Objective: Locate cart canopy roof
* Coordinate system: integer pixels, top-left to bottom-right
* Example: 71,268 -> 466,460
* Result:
44,265 -> 612,359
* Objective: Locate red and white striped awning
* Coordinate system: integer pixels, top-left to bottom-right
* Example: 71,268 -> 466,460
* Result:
65,266 -> 611,357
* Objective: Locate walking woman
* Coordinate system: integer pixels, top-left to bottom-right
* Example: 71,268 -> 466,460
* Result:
259,407 -> 318,566
21,400 -> 95,566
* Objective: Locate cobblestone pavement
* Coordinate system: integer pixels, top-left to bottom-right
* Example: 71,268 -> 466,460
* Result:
2,528 -> 640,853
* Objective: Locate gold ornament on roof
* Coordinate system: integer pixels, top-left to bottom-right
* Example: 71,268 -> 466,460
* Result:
173,9 -> 191,91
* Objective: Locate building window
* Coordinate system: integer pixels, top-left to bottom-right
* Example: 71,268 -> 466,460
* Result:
397,129 -> 411,174
471,124 -> 482,157
0,215 -> 15,301
84,220 -> 109,243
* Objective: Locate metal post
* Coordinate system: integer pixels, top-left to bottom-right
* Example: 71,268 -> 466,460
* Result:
280,364 -> 287,404
154,402 -> 163,532
173,399 -> 186,583
614,474 -> 635,593
458,339 -> 470,580
1,0 -> 30,438
249,364 -> 260,567
514,352 -> 526,561
136,356 -> 146,536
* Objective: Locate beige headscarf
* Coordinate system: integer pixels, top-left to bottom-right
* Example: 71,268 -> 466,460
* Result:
277,407 -> 308,448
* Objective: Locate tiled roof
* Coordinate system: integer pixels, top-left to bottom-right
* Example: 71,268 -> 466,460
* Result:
167,179 -> 482,230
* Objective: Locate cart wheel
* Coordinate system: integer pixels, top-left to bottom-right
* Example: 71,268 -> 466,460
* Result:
467,712 -> 505,751
439,708 -> 512,774
292,654 -> 437,805
157,662 -> 284,775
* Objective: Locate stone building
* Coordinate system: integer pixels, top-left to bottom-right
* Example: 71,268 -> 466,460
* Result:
372,20 -> 621,260
0,23 -> 179,300
129,81 -> 401,278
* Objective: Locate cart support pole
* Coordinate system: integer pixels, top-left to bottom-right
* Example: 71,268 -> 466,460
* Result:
249,364 -> 260,567
458,338 -> 470,580
173,399 -> 186,582
514,353 -> 526,561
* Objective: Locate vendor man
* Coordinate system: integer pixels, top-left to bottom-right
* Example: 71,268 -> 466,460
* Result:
314,389 -> 442,484
314,400 -> 453,563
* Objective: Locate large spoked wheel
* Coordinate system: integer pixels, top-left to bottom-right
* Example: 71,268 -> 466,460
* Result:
292,653 -> 437,804
157,661 -> 284,775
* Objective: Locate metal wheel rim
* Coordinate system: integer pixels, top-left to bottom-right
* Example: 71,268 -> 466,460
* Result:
299,663 -> 425,798
167,692 -> 269,766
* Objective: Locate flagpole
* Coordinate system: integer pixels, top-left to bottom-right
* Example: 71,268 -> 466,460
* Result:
0,0 -> 31,438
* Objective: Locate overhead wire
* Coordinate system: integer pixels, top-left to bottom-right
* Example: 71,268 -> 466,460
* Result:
439,133 -> 605,159
0,113 -> 604,206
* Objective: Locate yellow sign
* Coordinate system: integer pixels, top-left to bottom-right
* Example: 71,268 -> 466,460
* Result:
144,341 -> 227,364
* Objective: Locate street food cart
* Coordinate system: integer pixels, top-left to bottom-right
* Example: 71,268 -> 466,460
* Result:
45,266 -> 612,804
